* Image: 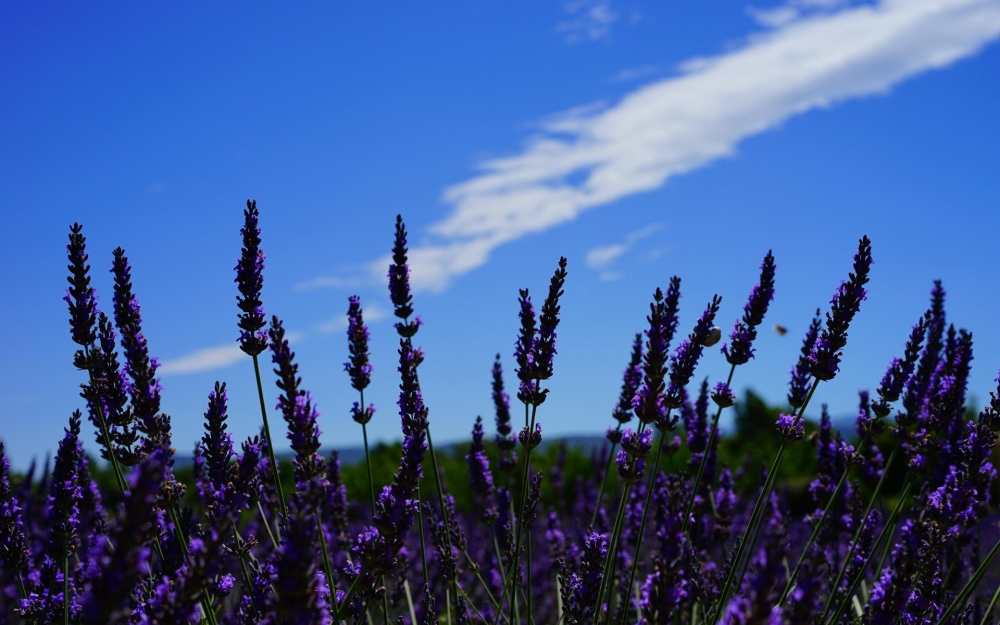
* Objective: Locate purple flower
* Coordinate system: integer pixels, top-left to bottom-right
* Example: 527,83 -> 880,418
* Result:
633,278 -> 682,426
344,295 -> 373,392
620,428 -> 653,458
901,281 -> 947,422
269,316 -> 326,485
79,450 -> 165,624
559,532 -> 607,624
324,450 -> 349,552
513,258 -> 569,406
518,423 -> 543,450
639,476 -> 689,625
663,295 -> 723,417
775,413 -> 804,442
807,235 -> 873,381
722,251 -> 776,366
196,381 -> 233,512
86,313 -> 141,467
112,247 -> 170,456
388,215 -> 419,337
873,314 -> 928,418
466,416 -> 497,523
236,199 -> 268,356
0,442 -> 29,581
64,223 -> 99,348
492,354 -> 517,468
612,333 -> 644,425
711,382 -> 735,409
787,309 -> 822,408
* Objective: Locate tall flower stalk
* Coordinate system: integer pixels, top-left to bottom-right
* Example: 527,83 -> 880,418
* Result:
235,199 -> 287,521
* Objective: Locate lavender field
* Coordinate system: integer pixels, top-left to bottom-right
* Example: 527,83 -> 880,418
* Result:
0,201 -> 998,625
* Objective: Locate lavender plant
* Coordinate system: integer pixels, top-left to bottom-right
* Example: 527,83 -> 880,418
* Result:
2,213 -> 999,625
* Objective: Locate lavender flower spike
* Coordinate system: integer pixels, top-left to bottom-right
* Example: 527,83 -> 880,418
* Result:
64,223 -> 99,348
633,278 -> 682,426
344,295 -> 373,392
0,442 -> 29,587
236,199 -> 268,356
269,316 -> 326,484
612,333 -> 644,425
788,309 -> 822,408
492,354 -> 517,467
664,295 -> 723,415
808,235 -> 873,381
388,215 -> 420,337
722,250 -> 776,366
871,313 -> 928,418
533,256 -> 568,382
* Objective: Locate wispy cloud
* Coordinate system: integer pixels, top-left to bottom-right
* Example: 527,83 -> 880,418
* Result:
318,302 -> 389,334
160,332 -> 304,376
295,274 -> 366,291
585,223 -> 664,281
557,0 -> 619,43
310,0 -> 999,296
159,343 -> 245,376
608,64 -> 665,83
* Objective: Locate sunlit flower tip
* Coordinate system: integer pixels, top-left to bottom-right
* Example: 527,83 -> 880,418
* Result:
621,428 -> 653,458
344,295 -> 373,391
711,382 -> 735,408
839,442 -> 864,468
775,413 -> 805,442
518,423 -> 542,450
235,199 -> 268,357
615,450 -> 644,482
350,402 -> 376,425
702,326 -> 722,347
65,222 -> 99,348
605,427 -> 623,444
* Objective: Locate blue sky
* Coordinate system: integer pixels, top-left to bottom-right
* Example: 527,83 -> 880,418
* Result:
2,0 -> 999,468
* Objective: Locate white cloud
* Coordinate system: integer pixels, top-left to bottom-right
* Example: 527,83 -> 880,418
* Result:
160,332 -> 305,376
159,343 -> 245,376
586,222 -> 664,269
609,64 -> 665,83
312,0 -> 1000,296
557,0 -> 619,43
295,274 -> 366,291
319,302 -> 389,334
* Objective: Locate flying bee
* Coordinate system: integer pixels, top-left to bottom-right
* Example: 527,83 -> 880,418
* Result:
773,324 -> 788,336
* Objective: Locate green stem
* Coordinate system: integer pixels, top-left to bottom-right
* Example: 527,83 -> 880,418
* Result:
710,378 -> 820,622
256,500 -> 279,549
617,418 -> 674,625
682,364 -> 737,535
593,478 -> 632,624
979,575 -> 1000,625
592,434 -> 620,528
778,433 -> 872,606
252,353 -> 287,519
317,516 -> 338,619
935,536 -> 1000,625
416,482 -> 430,588
824,478 -> 913,625
816,447 -> 898,621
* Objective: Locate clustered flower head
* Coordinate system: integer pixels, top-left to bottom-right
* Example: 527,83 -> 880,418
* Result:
11,216 -> 1000,625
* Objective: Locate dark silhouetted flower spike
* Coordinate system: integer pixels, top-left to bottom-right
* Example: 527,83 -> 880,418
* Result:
873,314 -> 928,419
711,382 -> 735,409
111,247 -> 170,454
0,442 -> 29,581
514,288 -> 540,403
269,316 -> 325,484
492,354 -> 518,470
345,295 -> 373,392
664,295 -> 723,415
808,235 -> 873,381
236,199 -> 268,356
788,309 -> 822,408
613,333 -> 644,425
902,281 -> 947,420
389,215 -> 420,337
633,278 -> 682,426
90,312 -> 141,466
533,256 -> 568,382
722,250 -> 776,366
196,381 -> 234,515
64,223 -> 99,348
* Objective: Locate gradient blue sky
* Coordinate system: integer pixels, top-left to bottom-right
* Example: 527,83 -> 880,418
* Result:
2,0 -> 999,468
